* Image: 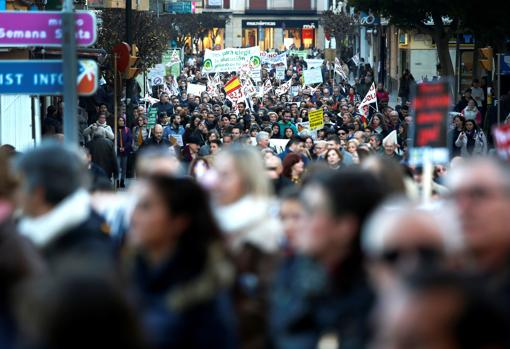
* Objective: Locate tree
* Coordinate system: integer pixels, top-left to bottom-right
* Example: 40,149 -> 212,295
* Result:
321,9 -> 356,60
160,13 -> 229,52
349,0 -> 459,79
97,9 -> 171,72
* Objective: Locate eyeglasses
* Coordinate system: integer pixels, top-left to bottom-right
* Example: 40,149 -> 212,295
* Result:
447,186 -> 510,203
380,246 -> 441,266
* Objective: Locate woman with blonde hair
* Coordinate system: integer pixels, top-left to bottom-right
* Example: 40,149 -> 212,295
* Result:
347,139 -> 360,164
209,145 -> 282,349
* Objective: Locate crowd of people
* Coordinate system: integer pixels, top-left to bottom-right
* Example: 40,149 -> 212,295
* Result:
2,49 -> 510,349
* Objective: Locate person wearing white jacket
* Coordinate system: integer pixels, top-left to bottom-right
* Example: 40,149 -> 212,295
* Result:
455,119 -> 487,157
83,113 -> 115,142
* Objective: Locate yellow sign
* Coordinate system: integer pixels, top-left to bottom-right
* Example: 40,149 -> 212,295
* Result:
309,109 -> 324,130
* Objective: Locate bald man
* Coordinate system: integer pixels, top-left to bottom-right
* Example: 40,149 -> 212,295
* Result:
142,124 -> 170,149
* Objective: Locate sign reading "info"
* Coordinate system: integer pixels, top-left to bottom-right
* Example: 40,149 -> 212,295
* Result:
0,11 -> 96,47
0,60 -> 98,95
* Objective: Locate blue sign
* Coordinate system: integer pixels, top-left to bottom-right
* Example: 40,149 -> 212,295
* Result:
0,60 -> 98,95
501,54 -> 510,76
0,0 -> 5,11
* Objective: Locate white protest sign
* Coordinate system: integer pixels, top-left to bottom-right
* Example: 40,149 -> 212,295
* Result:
275,66 -> 286,80
261,52 -> 288,66
305,59 -> 323,69
359,82 -> 377,109
187,83 -> 206,96
203,47 -> 261,73
303,69 -> 323,85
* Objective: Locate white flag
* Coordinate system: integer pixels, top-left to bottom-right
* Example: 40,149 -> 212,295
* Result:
358,82 -> 377,109
334,57 -> 347,80
351,54 -> 360,66
275,79 -> 292,96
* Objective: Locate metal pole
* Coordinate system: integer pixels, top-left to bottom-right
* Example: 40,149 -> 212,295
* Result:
497,53 -> 501,125
62,0 -> 78,145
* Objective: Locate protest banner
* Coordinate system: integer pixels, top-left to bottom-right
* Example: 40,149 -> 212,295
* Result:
303,69 -> 323,85
261,51 -> 287,66
275,66 -> 286,80
147,107 -> 158,129
288,50 -> 308,59
203,47 -> 261,73
162,49 -> 181,76
275,79 -> 292,96
308,109 -> 324,130
187,83 -> 206,96
358,82 -> 377,110
305,59 -> 323,69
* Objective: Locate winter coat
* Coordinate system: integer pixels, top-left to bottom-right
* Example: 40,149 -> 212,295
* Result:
132,125 -> 149,152
0,202 -> 44,349
127,244 -> 238,349
214,196 -> 283,349
17,190 -> 114,269
269,254 -> 374,349
117,127 -> 133,156
86,136 -> 118,179
455,130 -> 488,157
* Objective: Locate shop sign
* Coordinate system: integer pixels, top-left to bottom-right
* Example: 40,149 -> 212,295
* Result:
242,20 -> 318,28
0,60 -> 97,95
0,11 -> 96,47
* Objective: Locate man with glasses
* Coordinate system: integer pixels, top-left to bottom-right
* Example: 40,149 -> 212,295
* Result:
448,158 -> 510,312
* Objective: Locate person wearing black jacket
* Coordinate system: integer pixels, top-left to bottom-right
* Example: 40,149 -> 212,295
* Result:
86,127 -> 118,182
14,142 -> 114,269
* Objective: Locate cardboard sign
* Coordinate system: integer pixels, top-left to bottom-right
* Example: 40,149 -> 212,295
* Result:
305,59 -> 323,69
308,109 -> 324,130
187,83 -> 206,96
303,68 -> 323,85
147,107 -> 158,129
275,66 -> 286,80
493,124 -> 510,160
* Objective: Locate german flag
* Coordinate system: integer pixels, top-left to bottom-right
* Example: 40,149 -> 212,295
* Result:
224,77 -> 241,95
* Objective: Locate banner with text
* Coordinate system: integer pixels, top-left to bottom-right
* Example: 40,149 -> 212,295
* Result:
203,47 -> 261,73
308,109 -> 324,130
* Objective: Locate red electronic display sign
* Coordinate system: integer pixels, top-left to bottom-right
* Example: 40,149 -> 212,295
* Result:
411,81 -> 451,148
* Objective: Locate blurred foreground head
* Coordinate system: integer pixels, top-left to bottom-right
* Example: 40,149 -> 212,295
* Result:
447,157 -> 510,272
299,168 -> 386,271
135,147 -> 183,178
363,199 -> 463,293
14,142 -> 88,217
16,269 -> 145,349
376,271 -> 509,349
210,145 -> 272,206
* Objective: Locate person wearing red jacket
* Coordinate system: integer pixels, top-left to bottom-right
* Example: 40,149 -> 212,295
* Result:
376,82 -> 390,106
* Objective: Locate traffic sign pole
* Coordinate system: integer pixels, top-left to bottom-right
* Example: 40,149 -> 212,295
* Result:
62,0 -> 78,145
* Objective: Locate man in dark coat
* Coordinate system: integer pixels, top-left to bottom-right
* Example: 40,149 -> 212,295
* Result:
142,124 -> 170,149
15,142 -> 114,268
86,127 -> 118,182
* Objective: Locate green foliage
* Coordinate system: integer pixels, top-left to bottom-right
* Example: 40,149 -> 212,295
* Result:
97,9 -> 171,72
320,10 -> 356,58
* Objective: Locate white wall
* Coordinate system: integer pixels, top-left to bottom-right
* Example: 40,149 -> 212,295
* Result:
0,95 -> 35,151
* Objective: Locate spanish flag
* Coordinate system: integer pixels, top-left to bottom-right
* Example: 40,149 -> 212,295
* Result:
224,77 -> 241,95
